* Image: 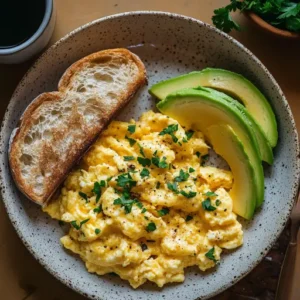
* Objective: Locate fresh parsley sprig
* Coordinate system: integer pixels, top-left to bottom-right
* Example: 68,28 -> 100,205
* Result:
212,0 -> 300,33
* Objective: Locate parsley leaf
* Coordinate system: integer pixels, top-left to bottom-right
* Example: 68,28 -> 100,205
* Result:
124,156 -> 135,161
70,219 -> 90,230
141,207 -> 147,213
91,181 -> 105,203
95,228 -> 101,235
195,151 -> 201,158
159,124 -> 179,143
204,191 -> 218,197
185,130 -> 194,140
174,169 -> 190,182
205,247 -> 218,263
186,215 -> 193,222
152,153 -> 168,168
146,222 -> 157,232
128,124 -> 136,134
212,6 -> 240,33
113,193 -> 140,214
93,204 -> 103,213
216,199 -> 222,206
202,198 -> 217,211
189,167 -> 195,173
79,192 -> 89,203
167,182 -> 179,194
125,135 -> 136,146
137,157 -> 151,167
157,207 -> 170,216
140,168 -> 150,178
116,173 -> 137,190
156,182 -> 161,189
180,190 -> 197,198
138,144 -> 145,157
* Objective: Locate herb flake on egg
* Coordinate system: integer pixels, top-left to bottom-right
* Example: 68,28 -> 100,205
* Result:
202,198 -> 217,211
159,124 -> 179,143
128,124 -> 136,134
146,222 -> 157,232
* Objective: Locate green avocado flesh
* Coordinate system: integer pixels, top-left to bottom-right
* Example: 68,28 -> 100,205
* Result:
202,87 -> 273,165
149,68 -> 278,147
157,88 -> 264,208
207,124 -> 256,219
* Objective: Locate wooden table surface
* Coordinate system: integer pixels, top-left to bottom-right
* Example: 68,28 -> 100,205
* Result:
1,1 -> 299,299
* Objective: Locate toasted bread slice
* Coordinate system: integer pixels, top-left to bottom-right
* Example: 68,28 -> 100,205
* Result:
9,48 -> 147,205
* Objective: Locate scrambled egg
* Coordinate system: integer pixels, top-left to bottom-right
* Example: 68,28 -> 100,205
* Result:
43,111 -> 243,288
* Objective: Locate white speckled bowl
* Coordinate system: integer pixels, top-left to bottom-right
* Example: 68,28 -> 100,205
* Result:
0,11 -> 299,300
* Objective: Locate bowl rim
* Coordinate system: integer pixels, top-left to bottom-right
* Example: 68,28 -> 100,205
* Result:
1,10 -> 299,300
0,0 -> 53,55
246,11 -> 300,39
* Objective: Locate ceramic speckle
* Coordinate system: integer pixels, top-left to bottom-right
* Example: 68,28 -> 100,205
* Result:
0,11 -> 299,300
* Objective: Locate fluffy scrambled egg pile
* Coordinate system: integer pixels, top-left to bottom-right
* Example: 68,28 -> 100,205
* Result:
43,111 -> 243,288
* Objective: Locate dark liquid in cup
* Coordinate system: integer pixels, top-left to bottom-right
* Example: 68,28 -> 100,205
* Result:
0,0 -> 46,49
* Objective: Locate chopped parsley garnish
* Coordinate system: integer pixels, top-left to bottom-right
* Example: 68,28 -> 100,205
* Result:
141,243 -> 148,251
128,124 -> 136,134
180,190 -> 197,198
185,215 -> 193,222
140,168 -> 150,178
137,157 -> 151,167
157,207 -> 170,216
204,191 -> 218,197
141,208 -> 147,213
146,222 -> 157,232
107,176 -> 113,183
95,228 -> 101,235
159,124 -> 179,143
195,151 -> 201,158
174,169 -> 189,182
70,218 -> 90,230
189,167 -> 195,173
156,182 -> 161,189
93,204 -> 103,213
201,154 -> 209,166
79,192 -> 89,203
125,135 -> 136,146
167,182 -> 179,194
136,201 -> 143,209
216,199 -> 222,206
144,216 -> 149,220
116,173 -> 137,190
152,153 -> 168,168
202,198 -> 217,211
58,220 -> 65,226
185,130 -> 194,140
113,193 -> 141,214
205,247 -> 217,263
92,181 -> 106,203
124,156 -> 135,161
138,144 -> 145,157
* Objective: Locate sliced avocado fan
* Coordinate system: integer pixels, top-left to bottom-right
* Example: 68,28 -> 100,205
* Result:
157,88 -> 264,208
149,68 -> 278,147
202,87 -> 273,165
207,124 -> 256,219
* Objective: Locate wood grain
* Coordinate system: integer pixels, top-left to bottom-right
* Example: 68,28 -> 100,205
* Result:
0,1 -> 299,299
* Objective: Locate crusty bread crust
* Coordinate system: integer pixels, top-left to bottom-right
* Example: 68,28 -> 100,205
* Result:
9,48 -> 147,205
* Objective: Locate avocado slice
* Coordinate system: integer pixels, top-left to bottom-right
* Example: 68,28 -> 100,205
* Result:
157,88 -> 264,208
207,124 -> 256,219
149,68 -> 278,147
202,87 -> 273,165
